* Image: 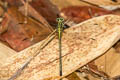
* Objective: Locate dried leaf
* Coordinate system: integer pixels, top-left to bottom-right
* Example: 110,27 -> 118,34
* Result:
0,6 -> 52,51
61,6 -> 112,23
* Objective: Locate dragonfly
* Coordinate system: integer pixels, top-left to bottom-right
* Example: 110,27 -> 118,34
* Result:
7,17 -> 67,80
56,18 -> 64,78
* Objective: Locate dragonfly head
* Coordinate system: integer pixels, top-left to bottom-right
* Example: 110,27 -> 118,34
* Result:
56,18 -> 64,22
